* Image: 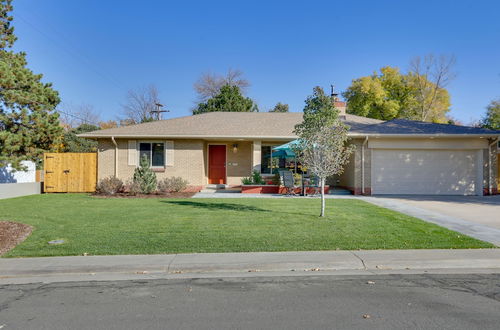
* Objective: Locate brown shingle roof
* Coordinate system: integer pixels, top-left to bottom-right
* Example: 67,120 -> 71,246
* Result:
78,112 -> 383,140
80,112 -> 497,139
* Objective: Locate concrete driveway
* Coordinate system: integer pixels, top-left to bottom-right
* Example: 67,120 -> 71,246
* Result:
382,195 -> 500,229
362,195 -> 500,246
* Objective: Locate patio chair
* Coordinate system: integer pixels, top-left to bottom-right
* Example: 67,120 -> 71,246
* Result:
280,170 -> 298,196
304,174 -> 321,197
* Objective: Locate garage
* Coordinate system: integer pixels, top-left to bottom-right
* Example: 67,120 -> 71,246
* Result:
371,149 -> 483,195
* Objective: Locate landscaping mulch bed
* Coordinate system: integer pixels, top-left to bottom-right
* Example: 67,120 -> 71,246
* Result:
0,221 -> 33,256
92,192 -> 196,199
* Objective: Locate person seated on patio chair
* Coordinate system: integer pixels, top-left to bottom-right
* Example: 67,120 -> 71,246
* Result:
280,170 -> 298,196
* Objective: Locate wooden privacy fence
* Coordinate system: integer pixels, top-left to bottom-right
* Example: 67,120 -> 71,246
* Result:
44,153 -> 97,193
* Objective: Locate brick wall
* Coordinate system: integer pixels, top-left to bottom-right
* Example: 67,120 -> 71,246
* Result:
204,141 -> 253,186
97,138 -> 206,186
97,138 -> 254,187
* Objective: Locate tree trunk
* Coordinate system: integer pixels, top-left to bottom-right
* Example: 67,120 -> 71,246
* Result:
320,177 -> 325,217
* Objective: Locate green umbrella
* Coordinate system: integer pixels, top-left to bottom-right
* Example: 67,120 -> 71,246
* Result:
272,140 -> 301,157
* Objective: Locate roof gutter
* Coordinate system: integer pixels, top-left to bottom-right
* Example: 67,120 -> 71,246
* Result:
348,133 -> 500,138
77,134 -> 298,140
111,136 -> 118,178
79,133 -> 500,139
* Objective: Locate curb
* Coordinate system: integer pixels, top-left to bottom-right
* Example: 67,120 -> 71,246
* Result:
1,249 -> 500,285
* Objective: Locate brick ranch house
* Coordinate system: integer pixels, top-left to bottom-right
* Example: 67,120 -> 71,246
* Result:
79,107 -> 499,196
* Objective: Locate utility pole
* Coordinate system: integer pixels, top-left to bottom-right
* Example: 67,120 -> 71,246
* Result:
150,103 -> 169,120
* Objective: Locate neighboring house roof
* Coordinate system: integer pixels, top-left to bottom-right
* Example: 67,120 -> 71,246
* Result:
78,112 -> 500,139
351,119 -> 500,137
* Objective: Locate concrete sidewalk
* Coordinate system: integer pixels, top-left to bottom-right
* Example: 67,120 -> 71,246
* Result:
1,249 -> 500,284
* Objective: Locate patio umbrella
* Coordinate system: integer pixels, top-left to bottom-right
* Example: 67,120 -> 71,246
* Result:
272,140 -> 300,157
272,140 -> 301,172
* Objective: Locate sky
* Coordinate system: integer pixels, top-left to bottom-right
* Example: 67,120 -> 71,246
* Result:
11,0 -> 500,124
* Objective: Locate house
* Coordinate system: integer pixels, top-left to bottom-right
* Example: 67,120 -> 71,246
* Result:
79,107 -> 499,196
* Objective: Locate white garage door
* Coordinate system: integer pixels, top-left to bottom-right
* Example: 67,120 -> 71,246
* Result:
372,149 -> 482,195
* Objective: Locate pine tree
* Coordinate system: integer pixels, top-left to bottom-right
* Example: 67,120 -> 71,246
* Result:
0,0 -> 63,169
133,155 -> 157,194
193,85 -> 258,115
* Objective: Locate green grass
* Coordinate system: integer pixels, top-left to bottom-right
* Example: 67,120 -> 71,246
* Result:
0,194 -> 493,257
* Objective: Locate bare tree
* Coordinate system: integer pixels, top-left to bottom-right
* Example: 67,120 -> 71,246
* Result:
409,54 -> 456,121
121,85 -> 160,124
57,103 -> 101,129
194,69 -> 250,102
295,121 -> 355,217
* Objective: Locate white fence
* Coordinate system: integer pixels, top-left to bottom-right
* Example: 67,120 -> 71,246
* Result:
0,161 -> 40,199
0,161 -> 36,183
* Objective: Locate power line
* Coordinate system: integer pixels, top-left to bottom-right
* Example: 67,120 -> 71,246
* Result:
56,109 -> 100,126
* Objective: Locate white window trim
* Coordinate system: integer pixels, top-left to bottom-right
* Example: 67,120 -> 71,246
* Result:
138,140 -> 166,168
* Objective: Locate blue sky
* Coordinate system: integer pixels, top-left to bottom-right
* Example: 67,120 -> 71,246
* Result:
12,0 -> 500,124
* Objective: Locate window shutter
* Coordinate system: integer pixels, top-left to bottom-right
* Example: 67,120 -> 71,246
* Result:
165,140 -> 174,166
128,140 -> 137,166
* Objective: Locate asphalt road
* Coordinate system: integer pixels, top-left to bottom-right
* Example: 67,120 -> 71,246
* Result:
1,274 -> 499,329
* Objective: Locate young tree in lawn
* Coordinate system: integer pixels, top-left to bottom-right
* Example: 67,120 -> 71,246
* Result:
294,87 -> 355,217
0,0 -> 63,169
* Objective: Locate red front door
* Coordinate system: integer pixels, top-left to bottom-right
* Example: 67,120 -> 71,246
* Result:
208,145 -> 226,184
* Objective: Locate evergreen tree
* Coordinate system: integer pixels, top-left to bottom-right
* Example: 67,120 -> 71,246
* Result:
62,124 -> 100,153
294,87 -> 339,140
193,85 -> 258,115
0,0 -> 63,169
133,155 -> 157,194
270,102 -> 289,112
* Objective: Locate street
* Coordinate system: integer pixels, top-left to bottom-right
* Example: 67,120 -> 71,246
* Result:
1,274 -> 499,329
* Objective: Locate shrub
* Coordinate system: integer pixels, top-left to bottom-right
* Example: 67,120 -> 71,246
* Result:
133,155 -> 157,194
158,177 -> 189,193
125,180 -> 142,196
251,170 -> 265,185
96,176 -> 123,195
241,177 -> 253,185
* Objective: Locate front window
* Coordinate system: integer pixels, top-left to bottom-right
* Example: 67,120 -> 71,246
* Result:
139,142 -> 165,167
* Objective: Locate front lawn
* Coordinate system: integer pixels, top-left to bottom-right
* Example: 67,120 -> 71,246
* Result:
0,194 -> 493,257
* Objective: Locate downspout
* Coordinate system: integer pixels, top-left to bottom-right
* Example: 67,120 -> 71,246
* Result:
361,136 -> 368,195
488,138 -> 498,195
111,136 -> 118,178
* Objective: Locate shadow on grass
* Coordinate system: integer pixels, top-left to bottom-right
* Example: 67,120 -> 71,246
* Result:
162,200 -> 270,212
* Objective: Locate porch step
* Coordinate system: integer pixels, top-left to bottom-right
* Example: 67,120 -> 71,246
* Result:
329,188 -> 353,195
200,185 -> 241,193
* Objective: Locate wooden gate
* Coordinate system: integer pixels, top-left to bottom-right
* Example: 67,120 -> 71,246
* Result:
44,153 -> 97,192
